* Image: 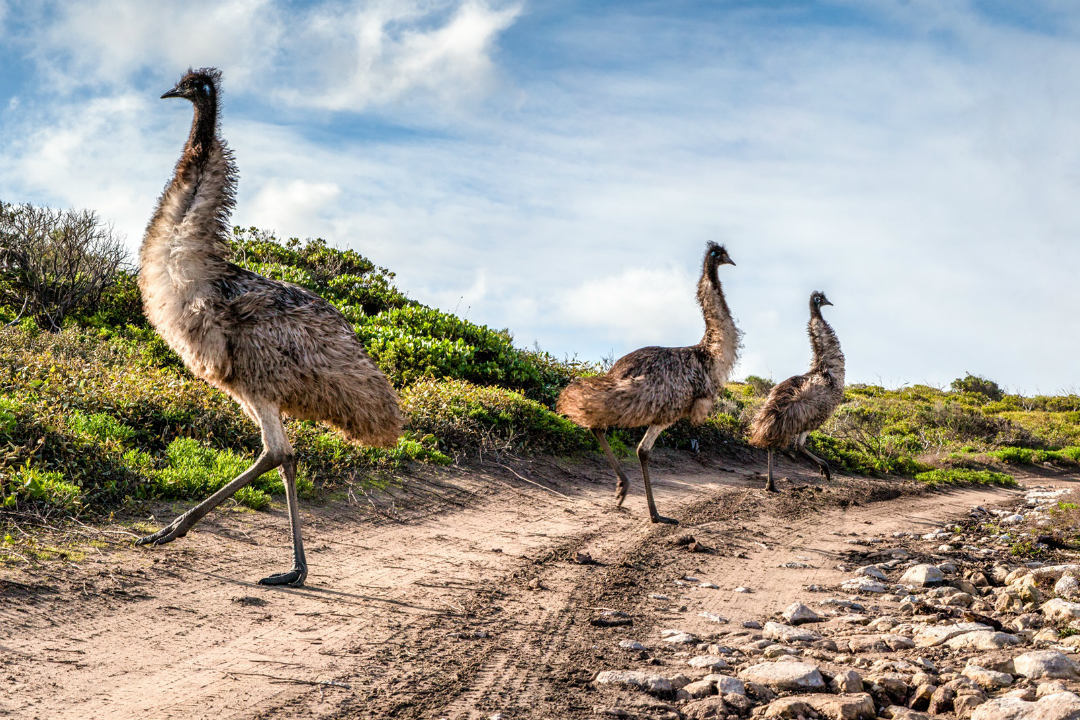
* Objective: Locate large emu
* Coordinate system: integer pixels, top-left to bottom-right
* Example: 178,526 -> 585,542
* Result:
556,243 -> 739,524
748,291 -> 844,492
135,68 -> 402,586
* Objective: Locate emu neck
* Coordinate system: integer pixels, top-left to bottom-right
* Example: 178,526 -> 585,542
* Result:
697,269 -> 739,378
808,310 -> 844,383
185,98 -> 217,166
140,95 -> 235,288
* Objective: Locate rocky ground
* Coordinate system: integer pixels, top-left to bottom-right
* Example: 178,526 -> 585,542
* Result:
587,484 -> 1080,720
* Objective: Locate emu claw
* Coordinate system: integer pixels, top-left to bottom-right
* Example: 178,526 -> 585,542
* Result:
650,514 -> 678,525
135,522 -> 188,546
258,566 -> 307,587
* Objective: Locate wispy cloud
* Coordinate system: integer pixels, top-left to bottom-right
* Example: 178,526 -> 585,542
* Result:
276,0 -> 523,112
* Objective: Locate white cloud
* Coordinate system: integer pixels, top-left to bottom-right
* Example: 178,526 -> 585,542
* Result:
32,0 -> 282,92
277,0 -> 522,112
23,0 -> 521,112
559,266 -> 702,346
246,180 -> 342,238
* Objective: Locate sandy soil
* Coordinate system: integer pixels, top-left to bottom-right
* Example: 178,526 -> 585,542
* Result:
0,450 -> 1029,719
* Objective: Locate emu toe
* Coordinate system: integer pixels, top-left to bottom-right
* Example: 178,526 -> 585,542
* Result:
135,521 -> 189,546
258,566 -> 307,587
614,479 -> 628,506
649,513 -> 679,525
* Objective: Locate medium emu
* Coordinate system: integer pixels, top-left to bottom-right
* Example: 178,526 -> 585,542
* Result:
135,68 -> 402,586
748,291 -> 844,492
556,243 -> 739,524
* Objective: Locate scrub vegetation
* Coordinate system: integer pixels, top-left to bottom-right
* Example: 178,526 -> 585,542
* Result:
3,208 -> 1075,518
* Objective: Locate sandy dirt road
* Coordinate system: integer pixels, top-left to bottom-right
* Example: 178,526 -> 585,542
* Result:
0,451 -> 1027,719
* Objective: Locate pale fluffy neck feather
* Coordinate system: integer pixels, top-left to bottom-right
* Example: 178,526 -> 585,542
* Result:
697,270 -> 740,381
140,99 -> 236,289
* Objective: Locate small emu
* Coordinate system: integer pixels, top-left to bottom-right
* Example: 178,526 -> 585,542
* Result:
135,68 -> 402,586
748,291 -> 844,492
556,243 -> 739,524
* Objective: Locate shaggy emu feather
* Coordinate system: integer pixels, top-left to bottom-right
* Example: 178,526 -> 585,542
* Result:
135,68 -> 402,586
556,242 -> 739,523
748,291 -> 844,492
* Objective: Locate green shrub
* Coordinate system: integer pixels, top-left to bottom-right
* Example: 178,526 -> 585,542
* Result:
3,464 -> 82,511
744,375 -> 774,397
401,378 -> 592,454
951,374 -> 1005,402
68,411 -> 136,445
148,437 -> 289,509
914,468 -> 1016,487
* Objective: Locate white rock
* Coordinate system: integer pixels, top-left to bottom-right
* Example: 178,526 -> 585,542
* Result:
1001,514 -> 1025,525
662,631 -> 699,644
618,640 -> 646,651
687,655 -> 730,671
971,691 -> 1080,720
681,678 -> 716,699
1033,565 -> 1080,582
945,630 -> 1022,651
739,660 -> 826,691
915,622 -> 992,647
703,674 -> 745,695
699,611 -> 728,623
856,565 -> 887,580
901,564 -> 945,587
782,602 -> 822,625
763,621 -> 821,643
1044,599 -> 1080,623
1056,575 -> 1080,601
831,668 -> 863,693
1039,681 -> 1071,698
594,670 -> 673,695
964,664 -> 1014,689
841,577 -> 889,594
1014,651 -> 1080,680
734,586 -> 753,593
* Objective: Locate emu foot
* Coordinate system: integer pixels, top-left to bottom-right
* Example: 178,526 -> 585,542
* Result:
649,514 -> 679,525
763,480 -> 778,493
819,466 -> 832,481
135,519 -> 189,546
614,478 -> 628,506
258,565 -> 307,587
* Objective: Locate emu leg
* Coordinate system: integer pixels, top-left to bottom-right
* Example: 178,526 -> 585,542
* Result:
764,449 -> 777,492
798,440 -> 832,481
637,424 -> 676,524
136,401 -> 307,586
593,429 -> 631,506
259,455 -> 307,586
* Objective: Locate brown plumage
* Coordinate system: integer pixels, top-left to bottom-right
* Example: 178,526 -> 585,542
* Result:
557,242 -> 740,523
135,68 -> 402,586
748,291 -> 844,492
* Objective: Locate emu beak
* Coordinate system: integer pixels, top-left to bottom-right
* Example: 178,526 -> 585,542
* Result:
821,298 -> 833,306
160,87 -> 183,99
723,257 -> 736,266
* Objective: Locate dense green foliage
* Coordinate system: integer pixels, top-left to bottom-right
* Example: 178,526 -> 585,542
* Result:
2,219 -> 1077,520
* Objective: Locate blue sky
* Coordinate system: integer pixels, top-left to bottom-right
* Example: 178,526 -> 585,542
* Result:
1,0 -> 1079,394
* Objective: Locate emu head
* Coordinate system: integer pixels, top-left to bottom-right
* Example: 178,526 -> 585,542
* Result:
704,242 -> 735,269
810,290 -> 833,309
161,67 -> 221,107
